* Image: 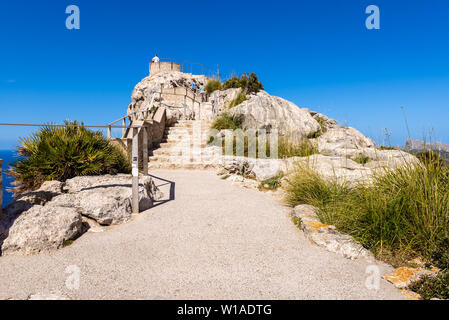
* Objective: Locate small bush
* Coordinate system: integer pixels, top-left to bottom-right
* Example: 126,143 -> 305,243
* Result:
206,79 -> 222,94
211,113 -> 244,131
10,121 -> 131,193
353,155 -> 371,165
408,271 -> 449,300
259,173 -> 284,191
223,72 -> 264,95
377,145 -> 396,151
229,92 -> 248,108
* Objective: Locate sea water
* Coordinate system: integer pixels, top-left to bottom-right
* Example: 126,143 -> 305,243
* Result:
0,150 -> 16,208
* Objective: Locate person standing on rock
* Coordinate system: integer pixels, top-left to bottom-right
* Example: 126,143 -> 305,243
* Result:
152,54 -> 160,63
191,81 -> 197,94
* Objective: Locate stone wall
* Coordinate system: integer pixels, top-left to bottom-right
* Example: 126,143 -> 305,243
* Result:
150,62 -> 181,77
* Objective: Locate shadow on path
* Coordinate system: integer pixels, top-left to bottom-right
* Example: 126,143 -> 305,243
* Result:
150,174 -> 175,208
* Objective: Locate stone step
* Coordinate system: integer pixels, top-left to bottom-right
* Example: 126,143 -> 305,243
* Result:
148,162 -> 217,170
152,148 -> 219,157
157,142 -> 209,149
149,154 -> 217,163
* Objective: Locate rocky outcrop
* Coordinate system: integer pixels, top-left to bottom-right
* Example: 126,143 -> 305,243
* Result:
1,206 -> 83,256
128,71 -> 210,123
0,175 -> 163,256
51,175 -> 163,225
229,91 -> 321,138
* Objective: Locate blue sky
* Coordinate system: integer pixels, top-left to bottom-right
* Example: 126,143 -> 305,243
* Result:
0,0 -> 448,149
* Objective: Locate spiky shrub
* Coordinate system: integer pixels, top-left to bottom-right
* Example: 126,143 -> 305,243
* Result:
285,160 -> 449,266
211,113 -> 244,131
205,79 -> 222,94
10,121 -> 131,193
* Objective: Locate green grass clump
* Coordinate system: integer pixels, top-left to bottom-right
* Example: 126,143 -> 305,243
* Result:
206,79 -> 222,94
377,145 -> 396,151
229,92 -> 248,108
259,173 -> 284,191
10,121 -> 131,193
285,160 -> 449,266
408,271 -> 449,300
211,113 -> 244,131
278,136 -> 318,158
353,155 -> 371,165
209,132 -> 317,160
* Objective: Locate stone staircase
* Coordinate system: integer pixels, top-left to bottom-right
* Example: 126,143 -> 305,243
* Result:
148,120 -> 220,169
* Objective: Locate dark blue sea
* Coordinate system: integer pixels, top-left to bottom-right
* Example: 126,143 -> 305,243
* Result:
0,150 -> 16,208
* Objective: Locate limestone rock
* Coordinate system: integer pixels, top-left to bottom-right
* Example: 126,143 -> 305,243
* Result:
128,71 -> 210,123
1,205 -> 83,256
293,205 -> 374,261
54,175 -> 163,226
230,91 -> 321,138
315,126 -> 375,157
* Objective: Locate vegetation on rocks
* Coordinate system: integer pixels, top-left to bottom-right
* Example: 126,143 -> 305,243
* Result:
259,173 -> 284,191
285,159 -> 449,269
223,72 -> 264,95
9,121 -> 131,193
409,271 -> 449,300
205,79 -> 222,94
229,92 -> 248,108
211,113 -> 244,131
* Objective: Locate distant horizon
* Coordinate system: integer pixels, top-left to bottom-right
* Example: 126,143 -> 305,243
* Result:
1,0 -> 448,148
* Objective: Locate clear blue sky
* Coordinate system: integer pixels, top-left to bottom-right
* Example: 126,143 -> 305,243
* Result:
1,0 -> 448,149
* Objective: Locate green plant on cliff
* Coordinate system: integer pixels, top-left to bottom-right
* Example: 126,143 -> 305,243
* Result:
205,79 -> 222,94
10,121 -> 131,193
228,92 -> 249,108
210,113 -> 244,131
223,72 -> 264,94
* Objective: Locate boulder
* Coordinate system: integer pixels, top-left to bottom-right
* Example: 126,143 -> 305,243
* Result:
52,175 -> 163,225
230,91 -> 321,138
314,126 -> 375,157
1,205 -> 83,256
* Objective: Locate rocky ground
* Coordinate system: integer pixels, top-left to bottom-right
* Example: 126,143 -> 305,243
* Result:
0,175 -> 163,256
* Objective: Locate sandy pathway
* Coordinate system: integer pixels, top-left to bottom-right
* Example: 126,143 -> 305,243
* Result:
0,170 -> 403,300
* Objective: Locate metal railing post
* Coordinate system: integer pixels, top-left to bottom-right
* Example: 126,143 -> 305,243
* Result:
132,127 -> 139,214
122,119 -> 126,138
107,125 -> 111,139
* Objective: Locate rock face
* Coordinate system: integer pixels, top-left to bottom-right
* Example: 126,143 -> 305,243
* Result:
1,206 -> 83,256
230,91 -> 321,138
0,174 -> 163,256
128,71 -> 210,124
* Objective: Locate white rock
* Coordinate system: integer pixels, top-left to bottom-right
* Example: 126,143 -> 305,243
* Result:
1,205 -> 83,256
230,91 -> 321,138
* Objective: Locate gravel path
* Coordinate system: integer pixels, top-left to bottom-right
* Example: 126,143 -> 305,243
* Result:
0,170 -> 403,300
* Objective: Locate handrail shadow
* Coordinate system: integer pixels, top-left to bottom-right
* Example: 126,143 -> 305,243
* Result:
149,174 -> 175,208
